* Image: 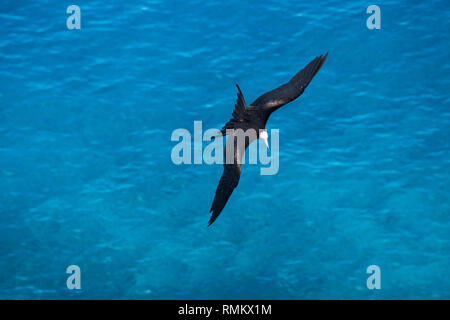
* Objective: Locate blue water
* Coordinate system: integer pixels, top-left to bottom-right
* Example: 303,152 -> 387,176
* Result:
0,0 -> 449,299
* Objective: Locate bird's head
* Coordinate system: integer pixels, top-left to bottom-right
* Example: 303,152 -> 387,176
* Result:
259,129 -> 269,149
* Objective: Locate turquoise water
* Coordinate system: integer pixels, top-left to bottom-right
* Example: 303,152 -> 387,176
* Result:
0,0 -> 449,299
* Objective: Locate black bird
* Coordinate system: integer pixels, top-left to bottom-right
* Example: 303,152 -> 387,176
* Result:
209,53 -> 328,226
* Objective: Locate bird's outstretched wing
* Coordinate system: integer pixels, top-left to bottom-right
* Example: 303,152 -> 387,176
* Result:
212,84 -> 251,139
209,163 -> 241,226
251,53 -> 328,123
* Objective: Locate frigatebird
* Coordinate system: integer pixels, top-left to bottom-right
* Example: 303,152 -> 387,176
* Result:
208,53 -> 328,226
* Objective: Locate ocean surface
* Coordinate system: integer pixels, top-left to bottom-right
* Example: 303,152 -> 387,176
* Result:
0,0 -> 449,299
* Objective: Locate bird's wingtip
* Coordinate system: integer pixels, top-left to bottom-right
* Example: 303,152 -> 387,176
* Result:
208,207 -> 218,226
312,52 -> 328,77
235,83 -> 243,96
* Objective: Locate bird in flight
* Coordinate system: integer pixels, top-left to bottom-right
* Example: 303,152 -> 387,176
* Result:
208,53 -> 328,226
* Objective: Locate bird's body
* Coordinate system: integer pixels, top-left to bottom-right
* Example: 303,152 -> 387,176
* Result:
209,53 -> 328,225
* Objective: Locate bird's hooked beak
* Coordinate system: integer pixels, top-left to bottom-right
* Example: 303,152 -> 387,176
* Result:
260,130 -> 269,149
263,136 -> 269,148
